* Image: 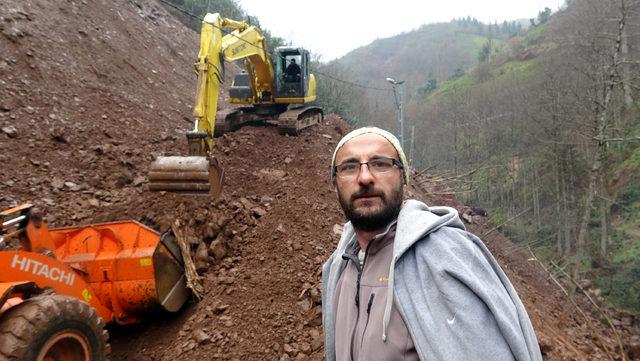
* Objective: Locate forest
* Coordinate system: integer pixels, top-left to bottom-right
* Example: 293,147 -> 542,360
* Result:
317,0 -> 640,312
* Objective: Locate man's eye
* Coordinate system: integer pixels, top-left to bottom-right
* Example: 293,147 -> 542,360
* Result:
339,163 -> 360,172
369,159 -> 392,169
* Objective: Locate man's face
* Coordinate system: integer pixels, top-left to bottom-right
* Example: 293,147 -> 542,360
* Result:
334,133 -> 404,231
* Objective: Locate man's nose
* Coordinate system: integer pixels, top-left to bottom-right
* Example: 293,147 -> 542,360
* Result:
357,163 -> 374,185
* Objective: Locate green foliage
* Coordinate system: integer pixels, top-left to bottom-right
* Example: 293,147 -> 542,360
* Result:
620,146 -> 640,171
595,260 -> 640,313
427,73 -> 476,98
416,78 -> 437,96
478,40 -> 492,62
537,7 -> 552,25
620,182 -> 640,207
164,0 -> 245,30
449,66 -> 465,80
161,0 -> 284,53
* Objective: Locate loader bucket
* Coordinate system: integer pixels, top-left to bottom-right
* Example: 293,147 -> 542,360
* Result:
148,156 -> 224,198
153,232 -> 190,313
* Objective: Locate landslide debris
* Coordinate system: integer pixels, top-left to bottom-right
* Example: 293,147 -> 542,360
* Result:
0,0 -> 638,360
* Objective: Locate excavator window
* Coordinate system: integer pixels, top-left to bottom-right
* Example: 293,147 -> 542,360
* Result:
283,55 -> 302,83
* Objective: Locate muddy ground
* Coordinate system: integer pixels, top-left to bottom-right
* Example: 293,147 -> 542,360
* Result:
0,0 -> 638,360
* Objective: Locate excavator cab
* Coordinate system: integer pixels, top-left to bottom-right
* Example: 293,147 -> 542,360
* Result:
274,47 -> 310,98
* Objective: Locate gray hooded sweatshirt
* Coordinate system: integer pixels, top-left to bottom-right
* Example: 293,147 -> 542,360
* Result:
322,200 -> 542,361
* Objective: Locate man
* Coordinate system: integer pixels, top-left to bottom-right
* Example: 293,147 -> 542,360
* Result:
284,58 -> 301,82
321,127 -> 542,361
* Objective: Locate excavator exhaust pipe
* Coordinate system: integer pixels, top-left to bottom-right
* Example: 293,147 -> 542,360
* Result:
148,156 -> 224,198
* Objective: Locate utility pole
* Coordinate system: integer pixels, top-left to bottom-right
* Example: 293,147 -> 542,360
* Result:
386,77 -> 405,149
410,125 -> 415,166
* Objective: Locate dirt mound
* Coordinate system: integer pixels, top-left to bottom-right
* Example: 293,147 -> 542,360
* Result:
0,0 -> 638,360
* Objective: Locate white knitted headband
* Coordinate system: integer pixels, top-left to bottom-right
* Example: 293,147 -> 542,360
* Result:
331,127 -> 410,184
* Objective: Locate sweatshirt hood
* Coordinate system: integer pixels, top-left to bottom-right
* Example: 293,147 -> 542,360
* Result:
332,199 -> 465,342
393,200 -> 464,259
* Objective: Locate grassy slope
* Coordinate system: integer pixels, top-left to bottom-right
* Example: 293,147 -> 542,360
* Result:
411,22 -> 640,313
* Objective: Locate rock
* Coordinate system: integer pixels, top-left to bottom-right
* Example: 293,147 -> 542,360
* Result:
309,287 -> 321,304
332,224 -> 343,236
214,304 -> 229,314
284,157 -> 292,164
239,197 -> 255,209
41,198 -> 55,206
321,134 -> 332,139
298,342 -> 311,355
51,178 -> 64,190
194,242 -> 209,274
50,128 -> 69,143
208,236 -> 226,261
461,212 -> 473,224
292,241 -> 302,251
259,168 -> 287,180
64,181 -> 81,191
193,329 -> 211,344
283,343 -> 297,356
279,354 -> 291,361
219,276 -> 235,285
205,222 -> 221,239
251,206 -> 267,218
2,126 -> 17,138
577,279 -> 592,290
260,195 -> 274,204
88,198 -> 100,207
620,316 -> 633,327
470,206 -> 488,216
296,298 -> 313,312
132,175 -> 146,187
627,340 -> 640,359
217,216 -> 231,227
309,329 -> 322,351
276,224 -> 286,233
93,144 -> 112,155
306,306 -> 322,327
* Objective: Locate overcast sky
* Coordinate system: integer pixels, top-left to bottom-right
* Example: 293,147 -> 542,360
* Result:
236,0 -> 566,61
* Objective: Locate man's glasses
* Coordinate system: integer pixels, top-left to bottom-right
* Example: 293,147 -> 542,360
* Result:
334,156 -> 403,179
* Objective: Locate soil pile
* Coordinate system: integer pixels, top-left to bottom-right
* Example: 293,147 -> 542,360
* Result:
0,0 -> 638,360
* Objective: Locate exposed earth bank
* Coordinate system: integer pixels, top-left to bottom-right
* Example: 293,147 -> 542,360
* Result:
0,0 -> 638,360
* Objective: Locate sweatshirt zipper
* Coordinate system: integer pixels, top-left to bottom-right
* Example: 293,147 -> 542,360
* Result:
359,293 -> 375,349
348,244 -> 371,361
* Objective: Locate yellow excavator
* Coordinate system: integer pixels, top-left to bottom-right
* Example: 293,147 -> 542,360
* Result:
148,13 -> 323,197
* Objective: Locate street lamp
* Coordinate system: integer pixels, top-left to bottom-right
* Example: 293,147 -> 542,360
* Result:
386,77 -> 405,150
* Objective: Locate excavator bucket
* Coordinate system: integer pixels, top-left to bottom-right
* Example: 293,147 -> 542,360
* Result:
148,156 -> 224,198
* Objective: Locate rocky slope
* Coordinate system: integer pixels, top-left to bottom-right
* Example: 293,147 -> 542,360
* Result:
0,0 -> 638,360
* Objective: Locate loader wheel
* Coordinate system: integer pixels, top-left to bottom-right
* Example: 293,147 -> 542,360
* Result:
0,294 -> 109,361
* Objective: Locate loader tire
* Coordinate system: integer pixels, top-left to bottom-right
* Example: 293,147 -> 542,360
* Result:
0,294 -> 109,361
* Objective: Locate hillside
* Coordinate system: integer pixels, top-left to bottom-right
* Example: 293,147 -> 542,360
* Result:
332,20 -> 513,95
0,0 -> 639,360
404,1 -> 640,317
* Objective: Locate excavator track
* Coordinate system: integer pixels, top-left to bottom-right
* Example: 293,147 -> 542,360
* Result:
213,109 -> 242,137
277,106 -> 323,136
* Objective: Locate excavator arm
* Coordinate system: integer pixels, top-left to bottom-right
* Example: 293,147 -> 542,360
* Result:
148,13 -> 321,196
190,13 -> 274,156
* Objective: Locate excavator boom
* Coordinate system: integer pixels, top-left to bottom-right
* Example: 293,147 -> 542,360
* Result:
148,13 -> 322,196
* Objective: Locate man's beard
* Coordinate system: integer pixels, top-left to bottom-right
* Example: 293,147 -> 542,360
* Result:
338,184 -> 403,232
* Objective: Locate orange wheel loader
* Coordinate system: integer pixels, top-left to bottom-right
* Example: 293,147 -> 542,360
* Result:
0,204 -> 191,361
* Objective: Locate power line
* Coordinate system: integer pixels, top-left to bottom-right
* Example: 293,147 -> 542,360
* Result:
313,71 -> 392,92
156,0 -> 392,92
